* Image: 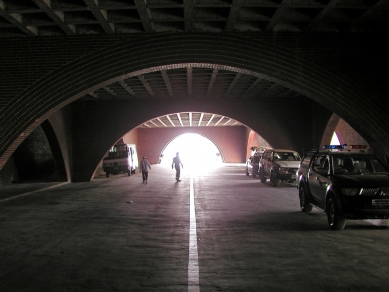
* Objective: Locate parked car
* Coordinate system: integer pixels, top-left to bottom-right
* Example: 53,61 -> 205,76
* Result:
246,152 -> 263,178
259,149 -> 301,186
297,144 -> 389,230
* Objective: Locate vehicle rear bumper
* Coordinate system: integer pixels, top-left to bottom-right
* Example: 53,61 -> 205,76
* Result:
278,173 -> 296,181
104,165 -> 129,173
346,209 -> 389,219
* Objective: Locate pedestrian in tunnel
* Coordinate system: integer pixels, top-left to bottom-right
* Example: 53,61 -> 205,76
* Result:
172,152 -> 183,182
140,156 -> 151,184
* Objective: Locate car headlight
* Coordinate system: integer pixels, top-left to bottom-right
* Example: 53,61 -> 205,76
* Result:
341,188 -> 359,196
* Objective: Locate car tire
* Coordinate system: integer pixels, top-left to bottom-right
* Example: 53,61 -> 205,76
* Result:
270,171 -> 280,187
106,172 -> 109,178
128,170 -> 131,176
259,169 -> 266,183
246,168 -> 249,176
299,186 -> 312,213
326,196 -> 346,230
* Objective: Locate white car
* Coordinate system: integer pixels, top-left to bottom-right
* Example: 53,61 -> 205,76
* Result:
259,149 -> 301,187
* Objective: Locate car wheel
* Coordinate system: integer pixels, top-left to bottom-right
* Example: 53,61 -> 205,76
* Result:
106,172 -> 109,178
246,168 -> 249,176
299,186 -> 312,213
259,169 -> 266,183
326,196 -> 346,230
128,170 -> 131,176
271,171 -> 280,187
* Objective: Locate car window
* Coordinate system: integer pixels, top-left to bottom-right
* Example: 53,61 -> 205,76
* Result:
273,152 -> 301,161
312,154 -> 328,175
332,154 -> 388,174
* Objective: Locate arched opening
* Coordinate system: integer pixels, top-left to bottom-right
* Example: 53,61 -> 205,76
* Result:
159,133 -> 222,171
331,132 -> 340,145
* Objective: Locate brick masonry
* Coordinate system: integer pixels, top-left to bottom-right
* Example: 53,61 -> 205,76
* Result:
0,33 -> 388,181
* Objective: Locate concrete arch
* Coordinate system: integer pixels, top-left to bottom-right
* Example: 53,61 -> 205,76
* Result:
0,33 -> 387,178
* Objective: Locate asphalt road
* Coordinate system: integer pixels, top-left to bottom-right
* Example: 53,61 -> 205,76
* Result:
0,164 -> 388,291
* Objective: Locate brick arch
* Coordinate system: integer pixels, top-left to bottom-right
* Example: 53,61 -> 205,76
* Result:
137,126 -> 246,166
1,33 -> 387,174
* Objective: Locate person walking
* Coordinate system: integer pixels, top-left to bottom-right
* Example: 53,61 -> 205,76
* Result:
172,152 -> 183,181
140,156 -> 151,184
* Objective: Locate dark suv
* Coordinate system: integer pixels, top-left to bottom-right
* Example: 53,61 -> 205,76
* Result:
297,145 -> 389,230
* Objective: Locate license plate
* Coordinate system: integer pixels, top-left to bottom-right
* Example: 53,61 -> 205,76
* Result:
372,199 -> 389,206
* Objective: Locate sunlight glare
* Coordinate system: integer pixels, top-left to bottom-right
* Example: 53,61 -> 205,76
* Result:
331,132 -> 340,145
160,133 -> 222,172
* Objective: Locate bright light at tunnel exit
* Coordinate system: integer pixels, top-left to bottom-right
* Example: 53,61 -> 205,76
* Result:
331,132 -> 340,145
160,133 -> 222,171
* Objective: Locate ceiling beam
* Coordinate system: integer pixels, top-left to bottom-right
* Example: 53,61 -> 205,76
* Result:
206,69 -> 218,98
225,0 -> 243,31
83,0 -> 115,34
0,1 -> 37,36
177,113 -> 183,127
206,114 -> 215,126
33,0 -> 76,34
242,78 -> 261,97
184,0 -> 194,32
119,81 -> 137,98
134,0 -> 153,32
187,66 -> 193,98
138,75 -> 155,98
157,118 -> 167,127
346,1 -> 381,32
224,72 -> 241,98
260,83 -> 278,97
265,0 -> 289,31
149,120 -> 159,127
224,119 -> 232,125
104,86 -> 116,96
304,0 -> 340,32
214,116 -> 224,126
198,113 -> 204,126
161,70 -> 174,97
166,115 -> 175,127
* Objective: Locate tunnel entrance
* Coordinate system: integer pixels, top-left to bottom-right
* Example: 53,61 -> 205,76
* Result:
159,133 -> 222,170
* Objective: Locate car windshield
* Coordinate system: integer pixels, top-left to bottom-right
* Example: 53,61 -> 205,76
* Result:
274,152 -> 300,161
332,154 -> 388,174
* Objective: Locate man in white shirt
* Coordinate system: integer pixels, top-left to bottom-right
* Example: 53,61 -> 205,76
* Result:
140,156 -> 151,184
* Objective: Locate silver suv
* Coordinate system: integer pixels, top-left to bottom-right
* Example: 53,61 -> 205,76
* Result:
259,149 -> 301,187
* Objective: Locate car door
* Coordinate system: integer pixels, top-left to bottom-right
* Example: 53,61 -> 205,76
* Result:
308,154 -> 330,205
264,151 -> 273,176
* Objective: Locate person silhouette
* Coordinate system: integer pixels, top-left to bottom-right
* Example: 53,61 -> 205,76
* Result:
140,156 -> 151,184
172,152 -> 183,181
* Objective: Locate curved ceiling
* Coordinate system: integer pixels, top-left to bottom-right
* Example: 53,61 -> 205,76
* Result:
0,0 -> 387,37
81,66 -> 302,101
140,112 -> 244,128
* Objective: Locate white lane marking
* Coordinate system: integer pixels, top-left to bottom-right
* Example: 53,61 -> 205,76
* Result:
0,182 -> 69,203
188,173 -> 200,292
